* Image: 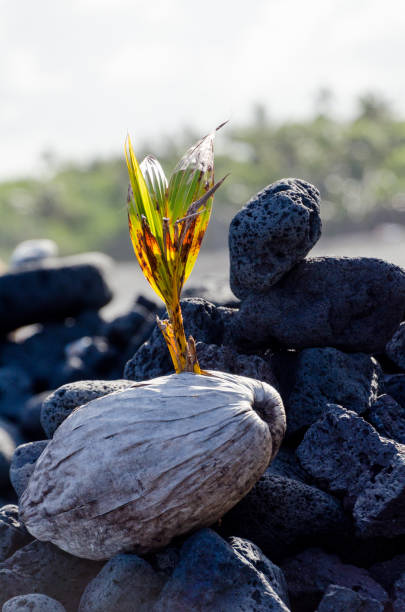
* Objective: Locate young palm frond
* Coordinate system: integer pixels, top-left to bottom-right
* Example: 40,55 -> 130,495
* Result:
125,123 -> 227,374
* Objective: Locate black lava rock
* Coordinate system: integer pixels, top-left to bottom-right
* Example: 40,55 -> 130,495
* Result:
369,553 -> 405,597
234,257 -> 405,353
0,366 -> 31,421
0,540 -> 103,611
41,379 -> 135,438
386,322 -> 405,371
229,178 -> 321,299
124,298 -> 236,381
0,255 -> 112,334
20,392 -> 49,438
221,472 -> 349,559
367,394 -> 405,444
296,404 -> 405,538
78,553 -> 165,611
280,347 -> 380,437
153,528 -> 290,611
384,374 -> 405,407
9,441 -> 48,498
2,594 -> 66,611
0,505 -> 32,562
316,584 -> 384,612
281,548 -> 388,612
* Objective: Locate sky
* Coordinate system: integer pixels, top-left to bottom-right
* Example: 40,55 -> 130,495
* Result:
1,0 -> 405,179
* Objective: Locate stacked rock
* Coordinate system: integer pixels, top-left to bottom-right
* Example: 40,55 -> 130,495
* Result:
1,180 -> 405,610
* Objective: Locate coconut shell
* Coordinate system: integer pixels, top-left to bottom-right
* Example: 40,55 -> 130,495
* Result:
20,371 -> 285,560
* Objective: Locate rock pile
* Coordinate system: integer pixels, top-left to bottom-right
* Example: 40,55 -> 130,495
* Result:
1,179 -> 405,610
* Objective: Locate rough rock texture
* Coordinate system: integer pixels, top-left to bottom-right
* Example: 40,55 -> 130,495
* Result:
280,347 -> 380,437
297,404 -> 405,537
0,254 -> 112,334
386,322 -> 405,370
9,441 -> 48,498
368,394 -> 405,444
154,529 -> 290,611
21,371 -> 285,560
266,445 -> 310,483
0,505 -> 32,562
222,472 -> 349,559
393,573 -> 405,612
2,594 -> 66,612
229,178 -> 321,299
124,298 -> 236,381
79,553 -> 165,612
233,257 -> 405,353
41,379 -> 135,438
384,374 -> 405,407
316,584 -> 384,612
281,548 -> 388,612
369,553 -> 405,596
0,540 -> 103,611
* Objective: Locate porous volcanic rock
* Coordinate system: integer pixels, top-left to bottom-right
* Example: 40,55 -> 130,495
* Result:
368,394 -> 405,444
281,347 -> 380,437
229,178 -> 321,299
384,374 -> 405,407
281,547 -> 388,612
79,553 -> 165,612
233,257 -> 405,353
41,379 -> 135,438
0,505 -> 32,562
0,254 -> 112,334
221,472 -> 349,559
2,594 -> 66,612
153,529 -> 290,611
316,584 -> 384,612
297,404 -> 405,537
124,298 -> 236,381
9,441 -> 48,498
386,322 -> 405,370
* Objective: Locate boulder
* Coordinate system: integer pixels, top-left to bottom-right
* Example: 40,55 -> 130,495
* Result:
281,547 -> 388,612
2,594 -> 66,612
368,394 -> 405,444
280,347 -> 380,437
229,178 -> 321,299
0,505 -> 32,562
369,553 -> 405,596
297,404 -> 405,537
316,584 -> 384,612
153,529 -> 290,611
234,257 -> 405,353
124,298 -> 236,381
20,392 -> 49,438
0,540 -> 103,611
384,374 -> 405,407
222,472 -> 349,559
9,441 -> 48,498
41,379 -> 136,438
393,572 -> 405,612
0,254 -> 112,334
0,367 -> 31,421
78,553 -> 165,612
386,321 -> 405,370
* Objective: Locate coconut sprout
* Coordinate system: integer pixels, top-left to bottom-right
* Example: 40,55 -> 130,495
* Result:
125,123 -> 227,374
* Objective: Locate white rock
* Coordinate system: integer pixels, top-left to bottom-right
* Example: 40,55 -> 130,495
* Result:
20,371 -> 285,560
9,239 -> 58,269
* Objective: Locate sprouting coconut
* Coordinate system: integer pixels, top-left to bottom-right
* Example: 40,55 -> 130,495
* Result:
20,126 -> 286,560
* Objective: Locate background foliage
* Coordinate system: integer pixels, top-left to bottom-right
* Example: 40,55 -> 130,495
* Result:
1,94 -> 405,260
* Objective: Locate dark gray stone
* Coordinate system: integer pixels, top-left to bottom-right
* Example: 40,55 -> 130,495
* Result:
0,505 -> 32,562
316,584 -> 384,612
20,392 -> 49,438
0,367 -> 31,421
78,553 -> 165,612
386,322 -> 405,370
281,548 -> 388,612
229,178 -> 321,299
61,336 -> 118,382
154,528 -> 290,611
0,540 -> 103,611
222,472 -> 349,559
233,257 -> 405,353
282,348 -> 380,437
0,254 -> 112,334
393,572 -> 405,612
2,594 -> 66,612
9,441 -> 48,498
124,298 -> 236,381
369,553 -> 405,595
296,405 -> 405,537
266,445 -> 310,482
384,374 -> 405,408
41,379 -> 135,438
368,394 -> 405,444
